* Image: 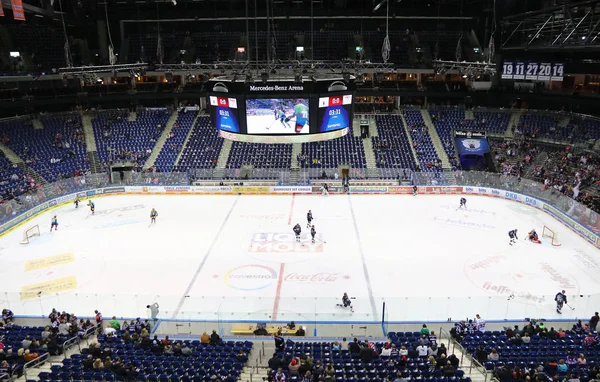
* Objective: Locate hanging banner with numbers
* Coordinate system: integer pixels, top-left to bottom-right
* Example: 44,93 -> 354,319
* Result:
502,61 -> 564,82
11,0 -> 25,20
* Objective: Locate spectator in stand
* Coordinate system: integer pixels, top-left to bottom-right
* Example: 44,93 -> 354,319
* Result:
288,358 -> 300,376
558,359 -> 569,373
1,309 -> 13,323
348,338 -> 361,354
442,361 -> 455,377
488,349 -> 499,361
590,312 -> 599,332
268,353 -> 281,369
380,343 -> 392,358
420,324 -> 430,336
578,354 -> 587,365
522,333 -> 531,344
416,342 -> 429,359
584,332 -> 596,346
82,355 -> 94,369
274,332 -> 285,351
180,343 -> 192,356
360,343 -> 375,363
341,337 -> 349,349
557,328 -> 567,338
200,332 -> 210,344
210,330 -> 221,344
21,336 -> 32,349
109,316 -> 120,330
399,345 -> 408,358
0,360 -> 11,375
23,349 -> 38,362
295,326 -> 305,336
274,367 -> 287,381
94,310 -> 103,326
476,346 -> 488,363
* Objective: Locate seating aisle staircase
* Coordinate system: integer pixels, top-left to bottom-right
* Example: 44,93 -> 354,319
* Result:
505,111 -> 521,138
362,118 -> 379,171
399,112 -> 421,170
420,110 -> 451,170
352,118 -> 362,137
173,112 -> 202,170
143,111 -> 180,170
525,151 -> 548,178
0,142 -> 47,185
558,114 -> 571,128
290,143 -> 302,184
81,114 -> 101,174
213,140 -> 233,179
239,340 -> 271,382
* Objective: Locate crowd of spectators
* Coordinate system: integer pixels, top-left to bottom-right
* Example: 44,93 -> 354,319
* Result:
453,313 -> 600,382
490,138 -> 539,177
267,326 -> 462,382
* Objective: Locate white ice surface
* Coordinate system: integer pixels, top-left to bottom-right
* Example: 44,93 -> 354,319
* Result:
246,114 -> 309,135
0,194 -> 598,323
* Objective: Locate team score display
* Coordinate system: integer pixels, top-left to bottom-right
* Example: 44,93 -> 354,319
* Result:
209,95 -> 241,133
245,98 -> 310,135
318,94 -> 353,133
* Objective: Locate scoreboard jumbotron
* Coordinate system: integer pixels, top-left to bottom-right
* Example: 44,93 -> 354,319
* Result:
207,78 -> 355,144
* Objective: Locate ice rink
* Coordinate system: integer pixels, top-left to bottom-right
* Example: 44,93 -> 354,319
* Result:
246,115 -> 309,134
1,193 -> 599,324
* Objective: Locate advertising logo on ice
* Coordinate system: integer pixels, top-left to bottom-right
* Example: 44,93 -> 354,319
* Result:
249,233 -> 324,252
225,265 -> 278,290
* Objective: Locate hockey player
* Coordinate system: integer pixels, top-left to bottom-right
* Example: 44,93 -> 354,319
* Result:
555,290 -> 567,314
459,197 -> 467,209
339,292 -> 354,313
293,223 -> 302,242
508,229 -> 518,245
50,216 -> 58,232
87,200 -> 95,215
74,198 -> 80,208
321,183 -> 329,196
311,225 -> 316,243
528,229 -> 541,244
293,99 -> 309,133
306,210 -> 313,228
413,185 -> 418,196
150,208 -> 158,224
277,108 -> 291,129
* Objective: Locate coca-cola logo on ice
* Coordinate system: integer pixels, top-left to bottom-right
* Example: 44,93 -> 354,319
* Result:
284,273 -> 340,283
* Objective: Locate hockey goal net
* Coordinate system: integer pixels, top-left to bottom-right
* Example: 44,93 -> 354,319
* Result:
20,225 -> 40,244
542,225 -> 561,246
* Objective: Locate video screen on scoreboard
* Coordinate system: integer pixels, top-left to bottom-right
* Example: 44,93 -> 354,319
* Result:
245,98 -> 310,134
209,95 -> 241,133
318,94 -> 353,133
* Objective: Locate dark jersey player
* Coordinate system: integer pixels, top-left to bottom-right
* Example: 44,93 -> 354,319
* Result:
508,229 -> 518,245
555,290 -> 567,314
459,197 -> 467,209
293,223 -> 302,242
413,185 -> 417,196
306,210 -> 313,228
311,225 -> 316,243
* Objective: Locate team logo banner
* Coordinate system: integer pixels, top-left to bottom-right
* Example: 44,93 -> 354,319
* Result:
10,0 -> 25,20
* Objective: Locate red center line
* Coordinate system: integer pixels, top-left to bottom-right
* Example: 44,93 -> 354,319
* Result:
271,262 -> 286,321
287,193 -> 295,225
